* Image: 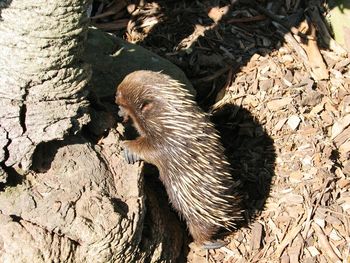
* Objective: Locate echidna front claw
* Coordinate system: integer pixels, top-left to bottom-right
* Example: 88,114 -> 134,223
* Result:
123,147 -> 141,164
202,240 -> 229,250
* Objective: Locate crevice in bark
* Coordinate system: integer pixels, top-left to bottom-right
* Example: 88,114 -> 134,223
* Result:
19,85 -> 29,135
81,90 -> 120,144
110,198 -> 129,218
2,127 -> 10,163
31,140 -> 61,173
9,214 -> 22,223
0,165 -> 24,191
0,127 -> 10,187
87,91 -> 110,112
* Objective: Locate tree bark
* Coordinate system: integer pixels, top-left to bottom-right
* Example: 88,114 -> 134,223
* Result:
0,1 -> 185,262
0,0 -> 91,170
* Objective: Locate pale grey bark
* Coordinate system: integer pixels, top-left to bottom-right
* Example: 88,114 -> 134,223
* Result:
0,0 -> 91,170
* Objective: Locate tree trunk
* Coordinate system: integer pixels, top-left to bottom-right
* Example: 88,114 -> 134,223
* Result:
0,0 -> 91,170
0,1 -> 185,262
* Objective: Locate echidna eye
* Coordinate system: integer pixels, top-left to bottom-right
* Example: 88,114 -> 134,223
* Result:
140,100 -> 154,114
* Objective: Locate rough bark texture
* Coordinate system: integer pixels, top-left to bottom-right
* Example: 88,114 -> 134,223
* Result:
0,134 -> 146,262
0,1 -> 187,262
0,0 -> 91,170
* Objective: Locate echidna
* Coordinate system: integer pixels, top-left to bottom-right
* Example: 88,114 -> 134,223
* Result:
115,70 -> 242,248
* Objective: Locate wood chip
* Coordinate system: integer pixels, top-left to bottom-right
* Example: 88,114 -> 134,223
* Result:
273,118 -> 288,133
275,223 -> 303,258
267,97 -> 293,111
281,194 -> 304,204
339,140 -> 350,154
298,20 -> 329,80
288,238 -> 302,263
314,217 -> 325,228
287,115 -> 301,130
307,246 -> 320,257
331,114 -> 350,139
329,229 -> 342,241
311,223 -> 342,263
208,5 -> 230,23
250,222 -> 263,250
289,171 -> 303,183
309,102 -> 325,116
